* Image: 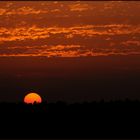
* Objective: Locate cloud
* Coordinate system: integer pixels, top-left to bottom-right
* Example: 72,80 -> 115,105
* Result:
0,7 -> 48,16
0,2 -> 140,57
0,24 -> 140,43
69,3 -> 92,12
121,40 -> 140,47
1,44 -> 140,57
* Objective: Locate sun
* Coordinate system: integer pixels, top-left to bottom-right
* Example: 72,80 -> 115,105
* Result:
24,92 -> 42,104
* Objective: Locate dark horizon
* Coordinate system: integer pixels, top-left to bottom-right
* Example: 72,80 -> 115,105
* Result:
0,100 -> 140,138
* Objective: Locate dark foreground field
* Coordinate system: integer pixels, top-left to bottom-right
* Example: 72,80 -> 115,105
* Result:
0,100 -> 140,138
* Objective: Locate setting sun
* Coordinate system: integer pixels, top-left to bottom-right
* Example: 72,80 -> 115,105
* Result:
24,92 -> 42,104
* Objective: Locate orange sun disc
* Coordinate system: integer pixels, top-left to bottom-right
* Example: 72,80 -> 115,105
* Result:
24,92 -> 42,104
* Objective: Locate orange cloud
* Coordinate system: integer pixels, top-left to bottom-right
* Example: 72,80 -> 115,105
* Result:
121,40 -> 140,47
69,3 -> 92,12
1,44 -> 140,57
0,7 -> 48,16
0,24 -> 140,43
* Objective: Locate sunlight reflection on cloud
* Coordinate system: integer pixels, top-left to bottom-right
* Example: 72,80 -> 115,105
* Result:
0,1 -> 140,57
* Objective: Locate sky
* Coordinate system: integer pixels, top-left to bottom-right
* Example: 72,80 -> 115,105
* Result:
0,1 -> 140,57
0,1 -> 140,102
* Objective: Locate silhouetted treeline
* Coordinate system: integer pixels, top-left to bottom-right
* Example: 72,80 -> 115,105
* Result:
1,99 -> 140,113
0,100 -> 140,138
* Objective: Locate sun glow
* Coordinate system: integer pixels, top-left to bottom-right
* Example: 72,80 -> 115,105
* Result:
24,92 -> 42,104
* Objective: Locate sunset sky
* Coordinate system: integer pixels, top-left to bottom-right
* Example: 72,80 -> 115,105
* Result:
0,1 -> 140,102
0,1 -> 140,57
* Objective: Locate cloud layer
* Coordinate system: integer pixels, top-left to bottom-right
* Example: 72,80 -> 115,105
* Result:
0,1 -> 140,57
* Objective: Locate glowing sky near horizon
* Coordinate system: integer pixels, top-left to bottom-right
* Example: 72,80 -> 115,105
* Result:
0,1 -> 140,57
